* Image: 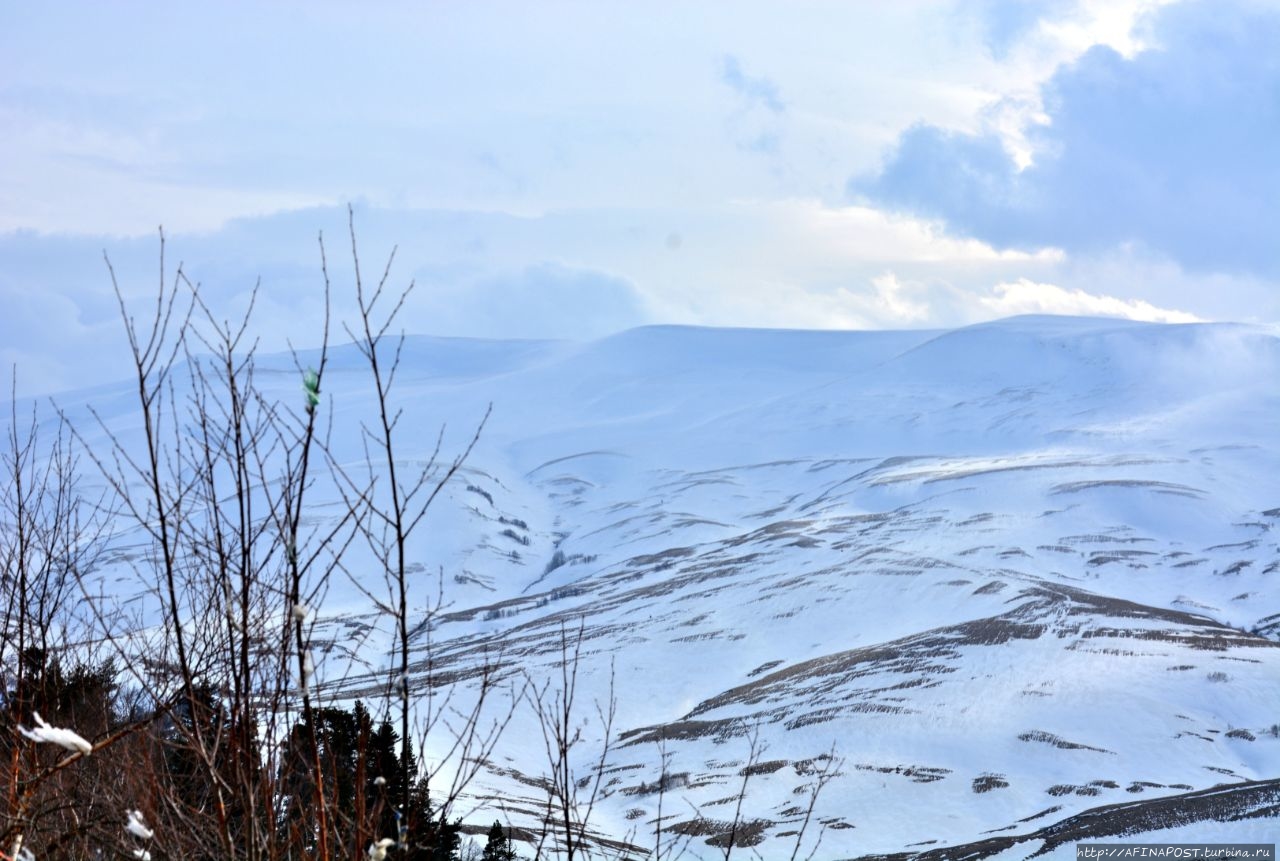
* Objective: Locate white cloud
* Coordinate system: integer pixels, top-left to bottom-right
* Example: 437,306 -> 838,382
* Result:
869,272 -> 931,323
1040,0 -> 1179,60
970,0 -> 1182,168
751,199 -> 1064,265
1,198 -> 1261,398
1058,247 -> 1279,324
713,268 -> 1207,334
0,2 -> 1185,238
979,278 -> 1201,323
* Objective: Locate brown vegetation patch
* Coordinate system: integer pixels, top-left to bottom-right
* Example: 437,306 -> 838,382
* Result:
626,546 -> 697,567
856,763 -> 950,783
972,774 -> 1009,793
1016,805 -> 1062,822
1126,781 -> 1165,793
747,659 -> 785,677
1048,784 -> 1100,797
1052,479 -> 1205,497
859,777 -> 1280,861
667,816 -> 772,849
1018,731 -> 1113,754
620,771 -> 690,796
741,759 -> 789,776
1081,627 -> 1268,651
619,718 -> 745,747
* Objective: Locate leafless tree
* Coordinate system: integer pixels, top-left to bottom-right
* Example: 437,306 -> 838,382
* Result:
0,217 -> 509,860
324,207 -> 519,855
0,372 -> 140,859
787,745 -> 841,861
528,619 -> 617,861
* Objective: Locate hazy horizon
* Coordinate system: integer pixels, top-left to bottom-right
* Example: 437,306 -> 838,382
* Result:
4,1 -> 1278,395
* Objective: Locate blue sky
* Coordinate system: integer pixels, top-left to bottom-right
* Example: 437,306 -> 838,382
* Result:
2,0 -> 1277,394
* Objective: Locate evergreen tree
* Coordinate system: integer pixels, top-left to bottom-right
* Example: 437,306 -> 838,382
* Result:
278,704 -> 361,851
481,819 -> 518,861
0,651 -> 132,857
278,704 -> 460,859
403,775 -> 461,861
160,681 -> 240,816
5,649 -> 120,737
365,714 -> 402,837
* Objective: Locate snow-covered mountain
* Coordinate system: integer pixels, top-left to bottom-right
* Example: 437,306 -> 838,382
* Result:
64,315 -> 1280,858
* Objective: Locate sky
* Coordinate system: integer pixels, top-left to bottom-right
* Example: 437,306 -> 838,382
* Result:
2,0 -> 1278,394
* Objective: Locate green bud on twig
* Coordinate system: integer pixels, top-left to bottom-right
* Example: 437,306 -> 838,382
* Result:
302,368 -> 321,413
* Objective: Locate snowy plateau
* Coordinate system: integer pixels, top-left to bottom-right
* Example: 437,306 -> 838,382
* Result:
58,315 -> 1280,858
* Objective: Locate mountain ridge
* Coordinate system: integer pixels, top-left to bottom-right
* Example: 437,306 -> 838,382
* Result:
44,315 -> 1280,857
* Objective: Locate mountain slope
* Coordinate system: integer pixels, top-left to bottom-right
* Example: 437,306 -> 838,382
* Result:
63,316 -> 1280,858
